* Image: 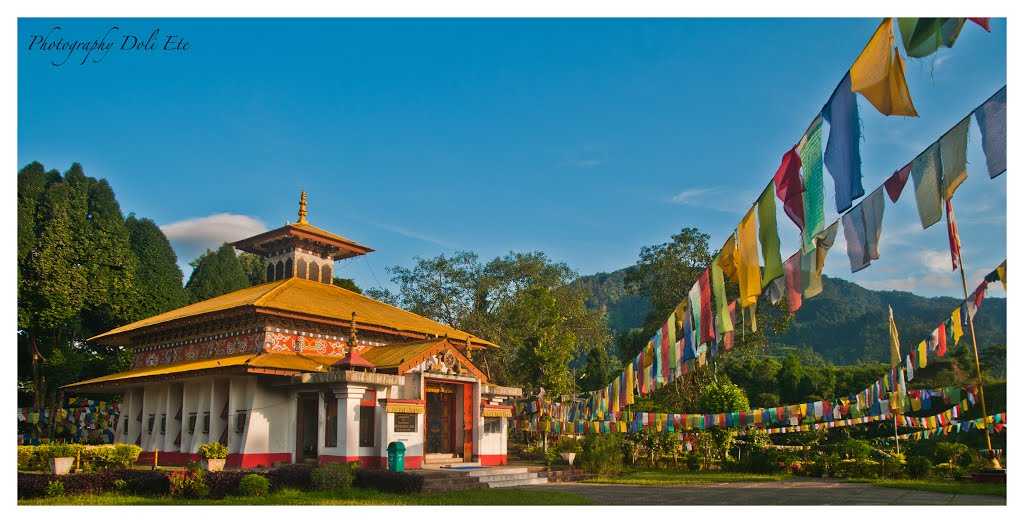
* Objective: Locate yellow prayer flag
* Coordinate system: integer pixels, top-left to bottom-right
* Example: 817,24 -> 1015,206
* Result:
950,308 -> 964,345
718,234 -> 739,280
850,18 -> 919,117
624,362 -> 635,405
737,209 -> 762,306
888,305 -> 901,367
997,263 -> 1007,290
917,340 -> 928,368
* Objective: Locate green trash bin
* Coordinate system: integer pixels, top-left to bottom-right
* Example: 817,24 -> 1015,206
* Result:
387,441 -> 406,472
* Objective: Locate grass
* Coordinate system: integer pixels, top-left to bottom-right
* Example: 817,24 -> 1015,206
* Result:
583,468 -> 789,486
19,487 -> 591,506
849,478 -> 1006,498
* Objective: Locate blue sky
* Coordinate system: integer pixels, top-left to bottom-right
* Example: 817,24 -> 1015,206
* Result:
18,18 -> 1006,299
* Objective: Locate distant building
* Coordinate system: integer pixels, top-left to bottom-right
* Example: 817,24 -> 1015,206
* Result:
67,193 -> 520,469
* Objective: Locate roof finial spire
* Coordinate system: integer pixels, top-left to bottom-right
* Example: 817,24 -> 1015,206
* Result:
297,191 -> 309,224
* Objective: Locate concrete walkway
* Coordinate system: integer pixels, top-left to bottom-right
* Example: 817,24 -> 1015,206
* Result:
521,478 -> 1005,505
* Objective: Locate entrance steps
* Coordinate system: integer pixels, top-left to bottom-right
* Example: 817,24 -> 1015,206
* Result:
418,465 -> 548,491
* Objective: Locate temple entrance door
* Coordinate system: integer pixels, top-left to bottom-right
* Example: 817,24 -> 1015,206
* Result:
425,383 -> 457,456
296,393 -> 319,462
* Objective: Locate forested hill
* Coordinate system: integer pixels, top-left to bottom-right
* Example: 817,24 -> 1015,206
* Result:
575,269 -> 1006,365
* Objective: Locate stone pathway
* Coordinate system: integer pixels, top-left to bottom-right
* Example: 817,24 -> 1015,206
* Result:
521,478 -> 1005,505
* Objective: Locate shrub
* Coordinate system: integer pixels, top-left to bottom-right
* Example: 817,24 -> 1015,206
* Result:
932,462 -> 966,480
18,470 -> 128,499
239,474 -> 271,497
906,456 -> 932,479
18,446 -> 35,470
543,446 -> 560,467
685,451 -> 701,471
122,470 -> 171,496
206,471 -> 248,499
17,444 -> 142,471
555,437 -> 583,454
113,479 -> 128,492
311,463 -> 355,492
354,469 -> 425,494
266,463 -> 314,491
579,434 -> 624,476
47,443 -> 80,458
46,480 -> 65,498
168,469 -> 210,498
199,442 -> 229,460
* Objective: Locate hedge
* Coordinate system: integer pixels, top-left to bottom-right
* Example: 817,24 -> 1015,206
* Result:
18,444 -> 141,472
354,469 -> 425,494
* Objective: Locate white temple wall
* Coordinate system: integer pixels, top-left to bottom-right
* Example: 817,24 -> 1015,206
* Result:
163,383 -> 183,452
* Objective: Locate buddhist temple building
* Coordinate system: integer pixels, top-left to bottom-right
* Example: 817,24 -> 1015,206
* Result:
66,193 -> 521,469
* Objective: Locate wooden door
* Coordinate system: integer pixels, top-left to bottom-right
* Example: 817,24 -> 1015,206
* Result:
296,393 -> 318,461
462,383 -> 474,462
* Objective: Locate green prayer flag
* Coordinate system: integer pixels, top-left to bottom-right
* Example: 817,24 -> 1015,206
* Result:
757,184 -> 784,287
898,18 -> 965,58
800,117 -> 825,252
911,142 -> 943,229
711,256 -> 733,335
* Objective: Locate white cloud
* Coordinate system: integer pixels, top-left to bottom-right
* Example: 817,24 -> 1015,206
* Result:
161,213 -> 268,263
361,219 -> 459,250
670,187 -> 721,204
919,248 -> 953,273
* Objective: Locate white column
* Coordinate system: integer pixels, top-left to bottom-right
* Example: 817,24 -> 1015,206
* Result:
336,385 -> 368,461
164,384 -> 182,453
376,387 -> 389,465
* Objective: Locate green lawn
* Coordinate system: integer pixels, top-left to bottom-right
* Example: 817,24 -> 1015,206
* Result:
851,479 -> 1006,498
583,469 -> 789,486
19,487 -> 591,506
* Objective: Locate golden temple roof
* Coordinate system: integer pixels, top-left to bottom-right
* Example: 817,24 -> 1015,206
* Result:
88,277 -> 496,348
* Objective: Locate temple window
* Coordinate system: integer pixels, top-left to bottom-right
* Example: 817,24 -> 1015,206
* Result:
285,258 -> 294,278
235,410 -> 248,434
187,413 -> 197,434
147,414 -> 155,435
266,264 -> 275,282
123,418 -> 129,435
202,412 -> 210,434
296,260 -> 307,279
484,417 -> 501,434
160,414 -> 167,435
321,265 -> 332,284
359,406 -> 375,447
325,396 -> 338,447
275,261 -> 284,281
308,261 -> 319,282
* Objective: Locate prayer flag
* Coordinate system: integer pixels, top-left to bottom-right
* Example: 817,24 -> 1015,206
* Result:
688,281 -> 702,347
711,255 -> 733,336
897,18 -> 965,58
774,146 -> 805,230
945,199 -> 961,270
660,322 -> 671,383
968,18 -> 991,31
917,340 -> 928,368
783,252 -> 802,313
799,117 -> 825,252
698,269 -> 715,343
934,324 -> 948,357
724,301 -> 737,350
911,142 -> 943,229
884,164 -> 911,203
974,86 -> 1006,178
950,307 -> 964,345
939,116 -> 970,199
823,72 -> 865,213
850,18 -> 918,116
737,208 -> 762,306
804,222 -> 839,298
667,312 -> 678,374
888,305 -> 901,367
757,184 -> 784,286
841,188 -> 885,272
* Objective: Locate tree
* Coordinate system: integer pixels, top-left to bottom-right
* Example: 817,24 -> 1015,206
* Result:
624,227 -> 712,334
697,377 -> 750,463
778,352 -> 806,403
125,215 -> 188,320
332,277 -> 362,294
184,244 -> 250,303
371,251 -> 610,395
237,252 -> 266,286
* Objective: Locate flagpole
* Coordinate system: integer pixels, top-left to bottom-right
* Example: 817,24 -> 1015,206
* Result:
953,240 -> 1000,470
887,306 -> 901,455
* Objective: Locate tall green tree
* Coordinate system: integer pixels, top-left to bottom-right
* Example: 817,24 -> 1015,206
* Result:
624,227 -> 713,335
371,251 -> 610,396
185,244 -> 250,303
125,215 -> 188,319
237,252 -> 266,286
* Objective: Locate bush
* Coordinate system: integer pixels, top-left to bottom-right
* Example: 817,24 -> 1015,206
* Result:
906,456 -> 932,479
555,437 -> 583,454
206,471 -> 247,499
354,469 -> 425,494
579,434 -> 624,476
46,480 -> 65,498
685,451 -> 701,471
122,470 -> 171,496
168,469 -> 210,498
311,462 -> 355,492
17,444 -> 142,471
266,463 -> 314,491
18,470 -> 130,499
239,474 -> 271,497
932,462 -> 966,480
199,442 -> 229,460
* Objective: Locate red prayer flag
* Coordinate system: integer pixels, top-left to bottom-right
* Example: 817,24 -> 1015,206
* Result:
773,146 -> 805,230
884,164 -> 912,203
935,323 -> 947,357
784,252 -> 802,313
968,18 -> 991,31
698,269 -> 715,343
945,199 -> 961,270
973,281 -> 988,309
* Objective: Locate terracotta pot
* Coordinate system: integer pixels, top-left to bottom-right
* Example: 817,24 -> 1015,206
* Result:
204,458 -> 226,472
50,456 -> 75,476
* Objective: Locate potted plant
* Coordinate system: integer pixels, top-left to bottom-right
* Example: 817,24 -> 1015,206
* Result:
47,443 -> 77,476
556,437 -> 582,468
198,442 -> 228,472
